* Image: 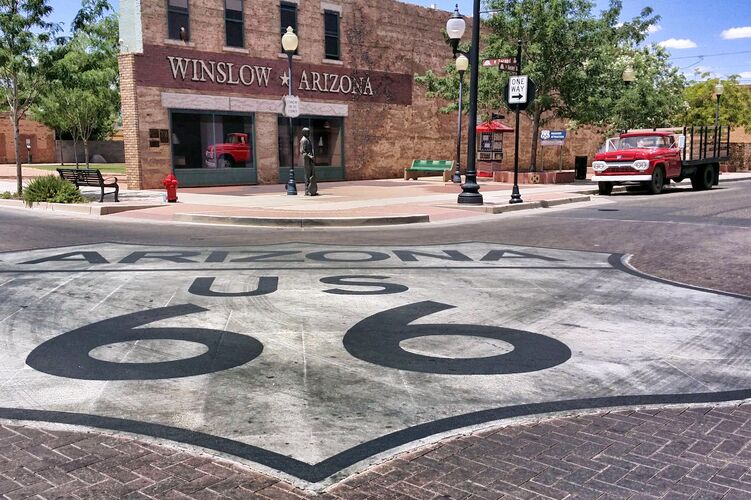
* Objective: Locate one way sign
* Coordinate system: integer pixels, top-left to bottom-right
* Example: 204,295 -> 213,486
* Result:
508,75 -> 529,104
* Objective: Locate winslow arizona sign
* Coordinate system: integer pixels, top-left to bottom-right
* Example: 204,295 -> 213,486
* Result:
135,45 -> 412,105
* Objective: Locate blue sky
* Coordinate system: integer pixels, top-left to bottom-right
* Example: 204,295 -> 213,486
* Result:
48,0 -> 751,82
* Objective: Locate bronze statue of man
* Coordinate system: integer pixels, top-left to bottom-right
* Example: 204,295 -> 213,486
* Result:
300,127 -> 318,196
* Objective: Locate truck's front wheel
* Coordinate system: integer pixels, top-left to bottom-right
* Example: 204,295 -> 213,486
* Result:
598,182 -> 613,195
646,166 -> 664,195
691,164 -> 714,191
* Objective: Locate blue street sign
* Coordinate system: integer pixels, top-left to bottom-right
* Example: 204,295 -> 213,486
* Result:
540,130 -> 566,141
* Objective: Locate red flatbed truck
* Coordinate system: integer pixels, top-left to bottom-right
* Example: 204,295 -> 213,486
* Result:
591,126 -> 730,195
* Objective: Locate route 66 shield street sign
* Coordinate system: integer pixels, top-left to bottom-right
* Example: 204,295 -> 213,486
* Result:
282,95 -> 300,118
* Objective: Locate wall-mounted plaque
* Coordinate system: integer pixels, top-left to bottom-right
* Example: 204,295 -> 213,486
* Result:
160,129 -> 170,143
478,152 -> 492,161
149,139 -> 161,148
149,129 -> 160,139
493,152 -> 504,161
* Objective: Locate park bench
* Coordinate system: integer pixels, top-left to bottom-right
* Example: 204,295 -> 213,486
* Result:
404,160 -> 455,182
57,168 -> 120,202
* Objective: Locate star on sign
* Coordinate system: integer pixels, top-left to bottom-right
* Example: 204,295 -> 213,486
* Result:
280,71 -> 289,87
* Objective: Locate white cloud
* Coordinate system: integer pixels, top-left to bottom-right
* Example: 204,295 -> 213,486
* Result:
739,71 -> 751,79
647,24 -> 662,34
658,38 -> 697,49
721,27 -> 751,39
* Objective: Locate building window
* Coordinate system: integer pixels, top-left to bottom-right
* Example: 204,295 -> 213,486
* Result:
278,116 -> 343,172
225,0 -> 243,47
167,0 -> 189,41
324,10 -> 340,60
171,111 -> 255,170
280,2 -> 297,53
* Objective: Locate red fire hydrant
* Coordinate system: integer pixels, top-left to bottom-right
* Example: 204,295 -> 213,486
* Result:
163,173 -> 178,203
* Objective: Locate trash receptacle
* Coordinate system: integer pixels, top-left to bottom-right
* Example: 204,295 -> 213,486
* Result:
575,156 -> 588,180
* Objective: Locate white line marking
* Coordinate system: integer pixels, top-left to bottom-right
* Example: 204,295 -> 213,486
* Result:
0,279 -> 14,288
224,311 -> 233,330
164,291 -> 177,307
89,281 -> 129,311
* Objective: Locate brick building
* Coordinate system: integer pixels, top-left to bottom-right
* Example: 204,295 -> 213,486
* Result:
118,0 -> 608,189
118,0 -> 465,188
0,114 -> 56,165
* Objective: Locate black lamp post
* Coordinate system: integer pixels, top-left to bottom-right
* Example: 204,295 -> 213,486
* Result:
282,26 -> 298,195
453,54 -> 468,183
446,4 -> 482,204
621,64 -> 635,133
714,81 -> 723,129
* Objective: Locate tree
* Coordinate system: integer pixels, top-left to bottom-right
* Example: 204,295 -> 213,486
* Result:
677,75 -> 751,131
32,1 -> 119,167
0,0 -> 57,195
416,0 -> 671,170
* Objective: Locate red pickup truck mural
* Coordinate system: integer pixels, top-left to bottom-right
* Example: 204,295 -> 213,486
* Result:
205,133 -> 252,168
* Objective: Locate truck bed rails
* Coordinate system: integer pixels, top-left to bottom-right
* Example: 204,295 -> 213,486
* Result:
682,125 -> 730,165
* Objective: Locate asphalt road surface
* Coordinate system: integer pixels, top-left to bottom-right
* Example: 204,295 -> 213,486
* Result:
1,179 -> 749,295
0,179 -> 749,496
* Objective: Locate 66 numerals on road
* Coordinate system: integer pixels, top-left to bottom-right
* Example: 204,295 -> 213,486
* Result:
25,276 -> 571,380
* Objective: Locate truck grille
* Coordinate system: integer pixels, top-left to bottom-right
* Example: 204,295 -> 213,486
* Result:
603,162 -> 636,173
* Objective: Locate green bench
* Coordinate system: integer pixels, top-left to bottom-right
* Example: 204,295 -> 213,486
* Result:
404,160 -> 455,182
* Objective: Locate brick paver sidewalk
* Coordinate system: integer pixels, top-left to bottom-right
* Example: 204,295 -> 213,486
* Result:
1,403 -> 749,499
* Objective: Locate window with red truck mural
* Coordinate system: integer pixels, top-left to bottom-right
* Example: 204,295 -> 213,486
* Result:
205,133 -> 252,169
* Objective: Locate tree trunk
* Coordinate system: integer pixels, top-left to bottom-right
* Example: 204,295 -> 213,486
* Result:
83,138 -> 90,168
13,116 -> 22,195
73,136 -> 79,167
529,108 -> 542,172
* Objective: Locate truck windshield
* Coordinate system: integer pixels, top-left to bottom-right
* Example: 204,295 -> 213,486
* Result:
619,136 -> 667,149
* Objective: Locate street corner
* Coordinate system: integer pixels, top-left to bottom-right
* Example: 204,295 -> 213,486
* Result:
0,242 -> 749,485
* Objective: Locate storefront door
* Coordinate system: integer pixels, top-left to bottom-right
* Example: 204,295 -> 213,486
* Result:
278,116 -> 344,182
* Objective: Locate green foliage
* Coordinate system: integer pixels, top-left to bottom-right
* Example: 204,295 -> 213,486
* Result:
608,47 -> 686,132
22,175 -> 85,204
1,191 -> 17,199
32,1 -> 119,166
415,0 -> 685,168
0,0 -> 59,194
677,76 -> 751,131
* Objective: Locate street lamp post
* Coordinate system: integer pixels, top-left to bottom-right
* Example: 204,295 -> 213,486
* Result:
714,81 -> 723,129
282,26 -> 298,195
452,54 -> 468,183
446,4 -> 482,204
621,64 -> 635,134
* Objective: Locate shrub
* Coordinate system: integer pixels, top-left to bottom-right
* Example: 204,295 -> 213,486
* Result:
23,176 -> 86,205
1,191 -> 12,199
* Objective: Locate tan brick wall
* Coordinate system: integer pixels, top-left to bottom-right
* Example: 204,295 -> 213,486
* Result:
0,113 -> 56,164
119,54 -> 144,188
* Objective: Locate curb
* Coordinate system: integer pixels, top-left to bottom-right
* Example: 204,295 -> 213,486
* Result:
444,194 -> 592,214
0,199 -> 163,215
172,213 -> 431,227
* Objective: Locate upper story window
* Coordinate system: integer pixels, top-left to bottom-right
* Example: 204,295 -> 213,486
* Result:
167,0 -> 189,41
225,0 -> 244,47
280,2 -> 298,53
324,10 -> 340,60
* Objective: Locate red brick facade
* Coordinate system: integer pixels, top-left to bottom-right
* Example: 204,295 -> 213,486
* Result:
119,0 -> 608,189
0,114 -> 56,164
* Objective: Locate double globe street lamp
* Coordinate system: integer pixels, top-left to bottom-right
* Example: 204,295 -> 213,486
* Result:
446,4 -> 482,204
282,26 -> 299,195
